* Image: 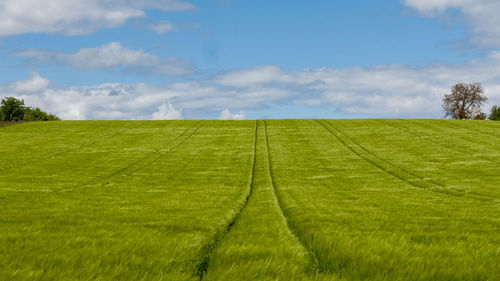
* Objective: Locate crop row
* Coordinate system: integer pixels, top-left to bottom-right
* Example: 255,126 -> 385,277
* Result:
0,120 -> 498,280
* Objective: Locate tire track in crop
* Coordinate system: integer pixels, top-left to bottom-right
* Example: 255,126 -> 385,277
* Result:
403,120 -> 500,149
99,120 -> 205,180
195,121 -> 258,280
1,121 -> 144,172
54,121 -> 204,193
47,121 -> 145,159
317,120 -> 493,202
111,120 -> 228,189
375,119 -> 494,163
263,120 -> 325,274
401,119 -> 500,165
321,120 -> 444,185
136,121 -> 227,188
440,120 -> 500,138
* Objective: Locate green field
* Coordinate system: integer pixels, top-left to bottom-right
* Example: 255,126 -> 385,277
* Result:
0,121 -> 19,127
0,120 -> 499,280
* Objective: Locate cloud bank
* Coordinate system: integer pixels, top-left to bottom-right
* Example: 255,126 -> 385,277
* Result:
404,0 -> 500,48
12,42 -> 194,76
3,52 -> 500,120
0,0 -> 194,37
3,1 -> 500,120
152,103 -> 183,120
219,109 -> 246,120
149,21 -> 176,34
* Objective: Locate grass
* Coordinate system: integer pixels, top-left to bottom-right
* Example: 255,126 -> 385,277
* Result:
0,121 -> 21,127
0,119 -> 499,280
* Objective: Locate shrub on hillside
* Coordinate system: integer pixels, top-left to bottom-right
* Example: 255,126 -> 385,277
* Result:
24,107 -> 60,121
489,105 -> 500,121
0,96 -> 60,121
0,97 -> 25,121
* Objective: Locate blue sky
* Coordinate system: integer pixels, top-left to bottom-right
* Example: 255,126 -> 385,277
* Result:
1,0 -> 500,120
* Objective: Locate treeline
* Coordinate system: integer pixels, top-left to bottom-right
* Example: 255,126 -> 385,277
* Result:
0,97 -> 60,121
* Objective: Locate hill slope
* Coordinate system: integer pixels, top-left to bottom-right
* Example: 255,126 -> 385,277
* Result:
0,120 -> 499,280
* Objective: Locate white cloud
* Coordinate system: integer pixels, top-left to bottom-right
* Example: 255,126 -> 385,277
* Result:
152,103 -> 183,120
11,72 -> 51,93
149,21 -> 176,34
12,42 -> 194,76
149,21 -> 201,34
0,0 -> 194,37
211,56 -> 500,117
286,60 -> 500,116
3,54 -> 500,120
214,65 -> 283,87
0,74 -> 292,120
219,109 -> 246,120
125,0 -> 194,11
404,0 -> 500,48
404,0 -> 463,14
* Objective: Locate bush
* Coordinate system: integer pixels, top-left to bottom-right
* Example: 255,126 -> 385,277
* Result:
474,112 -> 487,120
24,107 -> 60,121
489,105 -> 500,121
0,96 -> 60,121
0,97 -> 25,121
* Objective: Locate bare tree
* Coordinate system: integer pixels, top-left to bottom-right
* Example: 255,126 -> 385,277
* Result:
442,83 -> 487,119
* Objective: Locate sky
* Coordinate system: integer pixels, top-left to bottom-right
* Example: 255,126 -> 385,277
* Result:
1,0 -> 500,120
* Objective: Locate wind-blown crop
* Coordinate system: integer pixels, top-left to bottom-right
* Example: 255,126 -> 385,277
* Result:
0,119 -> 498,280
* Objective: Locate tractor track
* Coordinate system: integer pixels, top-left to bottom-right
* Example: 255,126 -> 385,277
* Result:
263,120 -> 325,274
1,121 -> 144,172
46,121 -> 145,160
439,120 -> 500,139
317,120 -> 493,202
54,121 -> 205,193
145,121 -> 227,188
377,120 -> 475,155
195,120 -> 258,280
402,119 -> 500,150
99,120 -> 205,180
375,119 -> 495,163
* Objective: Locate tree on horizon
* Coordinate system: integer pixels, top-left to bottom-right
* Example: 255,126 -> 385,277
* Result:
0,96 -> 60,121
442,83 -> 487,120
